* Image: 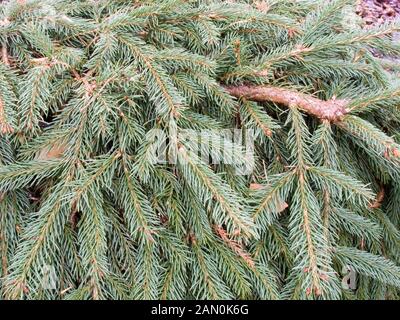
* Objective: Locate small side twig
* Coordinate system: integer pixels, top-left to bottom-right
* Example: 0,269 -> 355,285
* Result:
369,185 -> 385,209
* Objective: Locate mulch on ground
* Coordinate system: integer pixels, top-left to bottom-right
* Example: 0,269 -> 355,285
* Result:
357,0 -> 400,25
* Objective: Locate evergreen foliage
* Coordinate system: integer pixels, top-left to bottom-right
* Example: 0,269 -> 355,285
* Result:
0,0 -> 399,300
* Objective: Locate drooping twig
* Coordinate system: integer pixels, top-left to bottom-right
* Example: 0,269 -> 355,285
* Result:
224,84 -> 349,122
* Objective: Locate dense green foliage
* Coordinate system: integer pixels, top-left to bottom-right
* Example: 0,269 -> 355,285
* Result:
0,0 -> 400,300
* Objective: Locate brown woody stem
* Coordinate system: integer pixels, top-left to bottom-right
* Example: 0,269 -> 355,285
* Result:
1,46 -> 10,66
368,185 -> 385,209
224,84 -> 349,121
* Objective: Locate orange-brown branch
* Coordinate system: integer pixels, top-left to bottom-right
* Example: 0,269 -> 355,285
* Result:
369,185 -> 385,209
213,225 -> 255,269
224,84 -> 349,122
1,46 -> 10,66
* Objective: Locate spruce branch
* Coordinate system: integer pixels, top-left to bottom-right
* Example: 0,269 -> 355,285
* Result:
0,0 -> 400,301
224,84 -> 349,121
0,96 -> 14,134
177,146 -> 256,239
334,246 -> 400,288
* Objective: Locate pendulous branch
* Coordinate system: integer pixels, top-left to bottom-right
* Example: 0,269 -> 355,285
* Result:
224,84 -> 349,122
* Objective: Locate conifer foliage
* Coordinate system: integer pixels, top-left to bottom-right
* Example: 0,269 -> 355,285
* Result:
0,0 -> 400,300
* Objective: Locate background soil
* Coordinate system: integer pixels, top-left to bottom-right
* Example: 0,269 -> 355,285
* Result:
358,0 -> 400,25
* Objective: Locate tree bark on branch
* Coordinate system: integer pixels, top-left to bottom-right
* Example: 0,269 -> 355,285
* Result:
224,84 -> 349,122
